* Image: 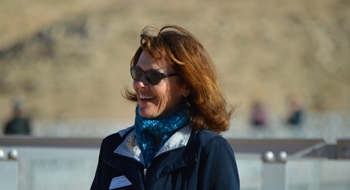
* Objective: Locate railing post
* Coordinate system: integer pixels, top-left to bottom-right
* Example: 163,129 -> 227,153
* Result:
261,151 -> 288,190
0,149 -> 19,190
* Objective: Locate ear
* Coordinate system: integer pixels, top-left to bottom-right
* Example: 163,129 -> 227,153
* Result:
182,86 -> 191,97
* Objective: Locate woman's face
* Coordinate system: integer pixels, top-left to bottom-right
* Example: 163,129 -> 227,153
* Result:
133,51 -> 190,120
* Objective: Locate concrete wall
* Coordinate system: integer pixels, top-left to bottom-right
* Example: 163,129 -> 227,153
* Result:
1,146 -> 350,190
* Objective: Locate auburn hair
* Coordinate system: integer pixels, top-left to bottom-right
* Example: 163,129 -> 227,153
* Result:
124,25 -> 233,134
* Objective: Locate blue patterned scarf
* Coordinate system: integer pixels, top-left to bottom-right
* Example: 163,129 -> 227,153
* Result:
134,104 -> 192,167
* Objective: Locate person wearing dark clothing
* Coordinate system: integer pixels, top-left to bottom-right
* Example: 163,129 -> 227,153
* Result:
4,117 -> 31,135
288,110 -> 303,125
287,98 -> 303,126
91,25 -> 240,190
4,101 -> 31,135
91,126 -> 239,190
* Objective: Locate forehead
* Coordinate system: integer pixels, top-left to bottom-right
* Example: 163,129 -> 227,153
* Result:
136,51 -> 174,72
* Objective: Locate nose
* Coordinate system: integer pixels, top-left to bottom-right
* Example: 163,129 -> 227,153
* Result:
136,75 -> 149,88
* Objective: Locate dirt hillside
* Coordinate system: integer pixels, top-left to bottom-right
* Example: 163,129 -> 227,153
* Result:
0,0 -> 349,122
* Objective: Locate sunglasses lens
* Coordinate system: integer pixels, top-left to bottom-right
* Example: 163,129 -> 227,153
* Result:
130,67 -> 165,85
131,68 -> 143,81
146,71 -> 163,84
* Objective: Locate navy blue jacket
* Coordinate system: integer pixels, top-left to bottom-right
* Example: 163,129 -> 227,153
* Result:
91,126 -> 240,190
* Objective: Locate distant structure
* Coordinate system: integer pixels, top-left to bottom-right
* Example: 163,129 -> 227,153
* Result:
4,98 -> 31,135
287,98 -> 303,126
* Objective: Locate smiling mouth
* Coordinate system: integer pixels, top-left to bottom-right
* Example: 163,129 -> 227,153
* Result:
139,94 -> 155,100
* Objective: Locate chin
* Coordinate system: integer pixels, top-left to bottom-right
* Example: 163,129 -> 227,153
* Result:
138,107 -> 157,119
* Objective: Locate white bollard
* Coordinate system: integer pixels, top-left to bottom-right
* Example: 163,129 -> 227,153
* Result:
262,151 -> 288,190
0,160 -> 18,190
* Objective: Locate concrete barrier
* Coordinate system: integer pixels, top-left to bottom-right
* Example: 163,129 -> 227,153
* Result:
1,137 -> 350,190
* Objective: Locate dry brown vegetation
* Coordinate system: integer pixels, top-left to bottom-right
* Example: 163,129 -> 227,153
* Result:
0,0 -> 350,122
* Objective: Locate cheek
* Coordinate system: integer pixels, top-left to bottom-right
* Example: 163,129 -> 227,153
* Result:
133,81 -> 138,93
155,88 -> 169,108
154,85 -> 173,112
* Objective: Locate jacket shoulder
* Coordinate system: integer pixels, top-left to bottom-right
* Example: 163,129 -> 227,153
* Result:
100,126 -> 134,152
195,129 -> 226,145
103,126 -> 134,141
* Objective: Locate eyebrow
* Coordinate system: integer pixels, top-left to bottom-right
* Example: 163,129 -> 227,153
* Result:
134,66 -> 164,73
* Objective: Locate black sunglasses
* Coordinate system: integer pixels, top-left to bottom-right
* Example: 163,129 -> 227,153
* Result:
130,67 -> 179,85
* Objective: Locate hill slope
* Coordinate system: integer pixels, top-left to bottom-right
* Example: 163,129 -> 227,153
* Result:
0,0 -> 349,122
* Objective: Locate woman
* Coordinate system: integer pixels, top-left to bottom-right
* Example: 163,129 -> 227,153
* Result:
91,25 -> 240,190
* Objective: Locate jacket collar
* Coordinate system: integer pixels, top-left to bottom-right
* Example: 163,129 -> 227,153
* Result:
114,125 -> 192,166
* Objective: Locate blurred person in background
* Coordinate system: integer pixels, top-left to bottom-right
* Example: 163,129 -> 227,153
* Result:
91,25 -> 240,190
4,98 -> 31,135
287,97 -> 304,126
250,101 -> 268,127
